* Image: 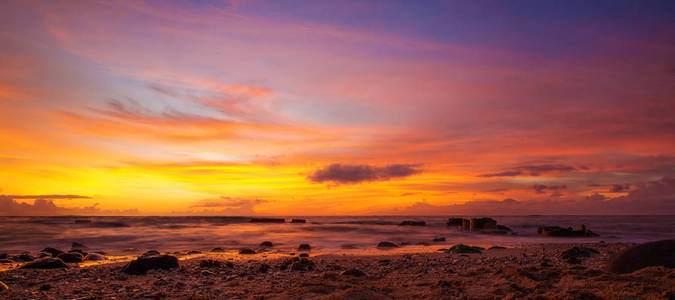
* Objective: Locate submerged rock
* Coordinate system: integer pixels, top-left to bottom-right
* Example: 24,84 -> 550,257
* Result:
446,244 -> 484,254
341,268 -> 366,277
447,218 -> 466,227
259,241 -> 274,248
607,239 -> 675,274
21,258 -> 68,269
298,244 -> 311,251
377,241 -> 399,248
469,218 -> 497,231
290,219 -> 306,223
238,248 -> 256,254
57,252 -> 84,263
538,225 -> 598,237
122,255 -> 179,275
399,220 -> 426,226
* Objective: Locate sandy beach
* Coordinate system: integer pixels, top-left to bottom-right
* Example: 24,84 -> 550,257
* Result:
1,242 -> 673,299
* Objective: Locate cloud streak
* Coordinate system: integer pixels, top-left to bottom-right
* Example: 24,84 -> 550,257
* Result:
308,163 -> 422,184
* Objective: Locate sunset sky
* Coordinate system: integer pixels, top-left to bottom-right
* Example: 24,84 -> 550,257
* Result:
1,0 -> 674,215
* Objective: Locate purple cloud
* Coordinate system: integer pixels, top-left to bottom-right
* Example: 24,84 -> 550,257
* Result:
308,163 -> 422,184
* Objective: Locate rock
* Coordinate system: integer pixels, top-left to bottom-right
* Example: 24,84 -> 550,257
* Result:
298,244 -> 311,251
71,242 -> 87,249
433,237 -> 446,242
200,259 -> 224,268
238,248 -> 256,254
290,258 -> 314,271
13,253 -> 35,262
446,244 -> 483,254
85,253 -> 106,261
377,241 -> 399,248
0,281 -> 7,292
0,259 -> 13,264
39,284 -> 51,291
259,241 -> 274,248
399,220 -> 426,226
69,249 -> 87,256
37,252 -> 50,258
201,270 -> 215,276
537,225 -> 598,237
299,253 -> 309,257
57,252 -> 84,263
341,268 -> 366,277
122,255 -> 179,275
141,250 -> 160,257
447,218 -> 466,227
250,218 -> 285,223
607,239 -> 675,274
561,247 -> 598,264
211,247 -> 225,252
21,258 -> 68,269
488,246 -> 507,250
0,253 -> 6,259
291,219 -> 306,223
186,250 -> 201,255
469,218 -> 497,231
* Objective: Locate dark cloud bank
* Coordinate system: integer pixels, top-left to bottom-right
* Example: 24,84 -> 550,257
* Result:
308,163 -> 422,184
386,177 -> 675,215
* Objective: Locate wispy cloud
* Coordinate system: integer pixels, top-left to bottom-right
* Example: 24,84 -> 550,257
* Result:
308,163 -> 422,184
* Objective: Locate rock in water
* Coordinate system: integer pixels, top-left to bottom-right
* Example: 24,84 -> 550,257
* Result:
259,241 -> 274,247
446,244 -> 484,254
211,247 -> 224,252
377,241 -> 399,248
122,255 -> 179,275
0,253 -> 6,259
341,268 -> 366,277
291,219 -> 306,223
57,252 -> 84,263
607,239 -> 675,274
21,258 -> 68,269
433,237 -> 446,242
538,225 -> 598,237
469,218 -> 497,231
447,218 -> 466,227
399,220 -> 426,226
0,281 -> 7,292
14,253 -> 35,262
85,253 -> 106,261
250,218 -> 285,223
238,248 -> 256,254
298,244 -> 311,251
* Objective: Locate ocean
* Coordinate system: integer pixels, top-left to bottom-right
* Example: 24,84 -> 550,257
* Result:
1,215 -> 673,254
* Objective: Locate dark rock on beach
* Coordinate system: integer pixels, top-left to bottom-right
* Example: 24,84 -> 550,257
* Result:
250,218 -> 285,223
57,252 -> 84,263
211,247 -> 224,252
259,241 -> 274,248
377,241 -> 399,248
291,219 -> 306,223
122,254 -> 179,275
298,244 -> 311,251
538,225 -> 598,237
141,250 -> 161,257
186,250 -> 202,255
84,253 -> 106,261
341,268 -> 366,277
607,239 -> 675,274
290,258 -> 314,271
445,244 -> 484,254
489,246 -> 507,250
20,258 -> 68,269
13,253 -> 35,262
399,220 -> 426,226
238,248 -> 256,254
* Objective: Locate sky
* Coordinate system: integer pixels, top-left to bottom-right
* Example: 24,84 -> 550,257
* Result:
1,0 -> 674,216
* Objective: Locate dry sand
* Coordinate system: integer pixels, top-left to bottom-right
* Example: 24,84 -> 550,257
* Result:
0,242 -> 673,299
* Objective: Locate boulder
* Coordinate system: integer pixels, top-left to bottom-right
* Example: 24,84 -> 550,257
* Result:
469,218 -> 497,231
607,239 -> 675,274
447,218 -> 466,227
20,258 -> 68,269
57,252 -> 84,263
377,241 -> 399,248
13,253 -> 35,262
122,255 -> 179,275
290,258 -> 314,271
446,244 -> 483,254
298,244 -> 311,251
85,253 -> 106,261
238,248 -> 256,254
141,250 -> 160,257
538,225 -> 598,237
291,219 -> 306,223
399,220 -> 426,226
250,218 -> 285,223
259,241 -> 274,248
211,247 -> 224,252
69,249 -> 87,256
341,268 -> 366,277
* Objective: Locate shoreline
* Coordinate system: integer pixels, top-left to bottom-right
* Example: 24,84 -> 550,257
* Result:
1,242 -> 673,299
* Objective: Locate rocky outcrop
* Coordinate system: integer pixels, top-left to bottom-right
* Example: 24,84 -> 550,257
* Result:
447,218 -> 465,227
20,258 -> 68,269
607,239 -> 675,273
42,248 -> 63,257
537,225 -> 598,237
57,252 -> 84,263
399,220 -> 426,226
122,254 -> 179,275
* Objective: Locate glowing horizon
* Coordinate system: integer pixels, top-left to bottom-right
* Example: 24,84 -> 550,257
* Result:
1,0 -> 674,215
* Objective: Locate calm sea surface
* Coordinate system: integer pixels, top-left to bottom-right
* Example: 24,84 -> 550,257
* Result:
1,215 -> 673,254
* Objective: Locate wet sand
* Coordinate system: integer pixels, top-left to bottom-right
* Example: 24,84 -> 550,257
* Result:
0,242 -> 673,299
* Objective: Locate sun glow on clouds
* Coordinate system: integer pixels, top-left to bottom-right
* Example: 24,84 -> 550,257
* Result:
0,0 -> 674,215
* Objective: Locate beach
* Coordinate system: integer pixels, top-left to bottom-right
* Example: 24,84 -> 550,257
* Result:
1,241 -> 673,299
